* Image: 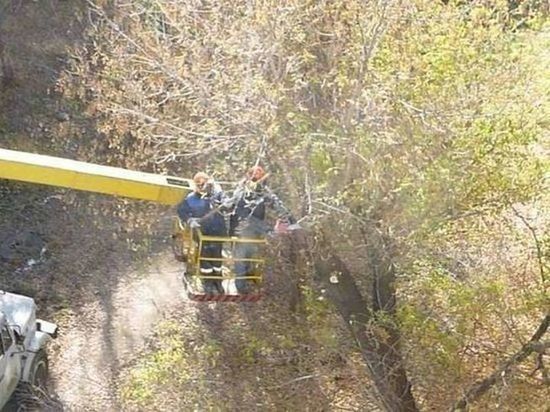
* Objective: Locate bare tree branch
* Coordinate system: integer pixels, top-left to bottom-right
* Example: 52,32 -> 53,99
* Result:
450,314 -> 550,411
511,205 -> 547,287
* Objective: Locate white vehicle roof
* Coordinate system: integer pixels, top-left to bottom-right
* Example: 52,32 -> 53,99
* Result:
0,291 -> 36,333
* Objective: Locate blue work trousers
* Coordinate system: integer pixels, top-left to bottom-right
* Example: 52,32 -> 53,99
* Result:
200,241 -> 223,290
233,217 -> 268,291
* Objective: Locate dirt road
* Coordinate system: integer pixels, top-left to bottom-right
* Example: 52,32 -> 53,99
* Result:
49,254 -> 188,410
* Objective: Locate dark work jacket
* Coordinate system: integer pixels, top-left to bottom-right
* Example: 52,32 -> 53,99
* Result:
177,191 -> 227,236
228,182 -> 292,237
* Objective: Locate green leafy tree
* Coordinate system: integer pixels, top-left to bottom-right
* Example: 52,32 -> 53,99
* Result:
71,0 -> 549,409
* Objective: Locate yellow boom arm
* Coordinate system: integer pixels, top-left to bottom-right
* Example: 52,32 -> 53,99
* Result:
0,148 -> 192,205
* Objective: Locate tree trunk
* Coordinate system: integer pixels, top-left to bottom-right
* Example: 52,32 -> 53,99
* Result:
277,229 -> 308,313
315,252 -> 418,412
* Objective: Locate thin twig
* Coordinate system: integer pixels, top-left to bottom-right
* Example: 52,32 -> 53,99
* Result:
511,205 -> 546,287
266,374 -> 319,389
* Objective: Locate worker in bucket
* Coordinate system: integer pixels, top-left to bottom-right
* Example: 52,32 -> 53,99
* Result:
177,172 -> 226,295
225,165 -> 295,293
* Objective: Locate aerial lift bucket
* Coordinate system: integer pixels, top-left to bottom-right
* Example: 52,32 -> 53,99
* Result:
173,218 -> 267,303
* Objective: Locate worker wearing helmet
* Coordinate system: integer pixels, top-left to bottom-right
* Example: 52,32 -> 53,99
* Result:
228,166 -> 291,234
226,165 -> 295,293
177,172 -> 226,295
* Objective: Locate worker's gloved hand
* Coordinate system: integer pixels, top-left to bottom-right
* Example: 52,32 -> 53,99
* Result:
279,215 -> 296,224
220,198 -> 234,210
281,215 -> 301,231
188,218 -> 201,229
287,223 -> 302,231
